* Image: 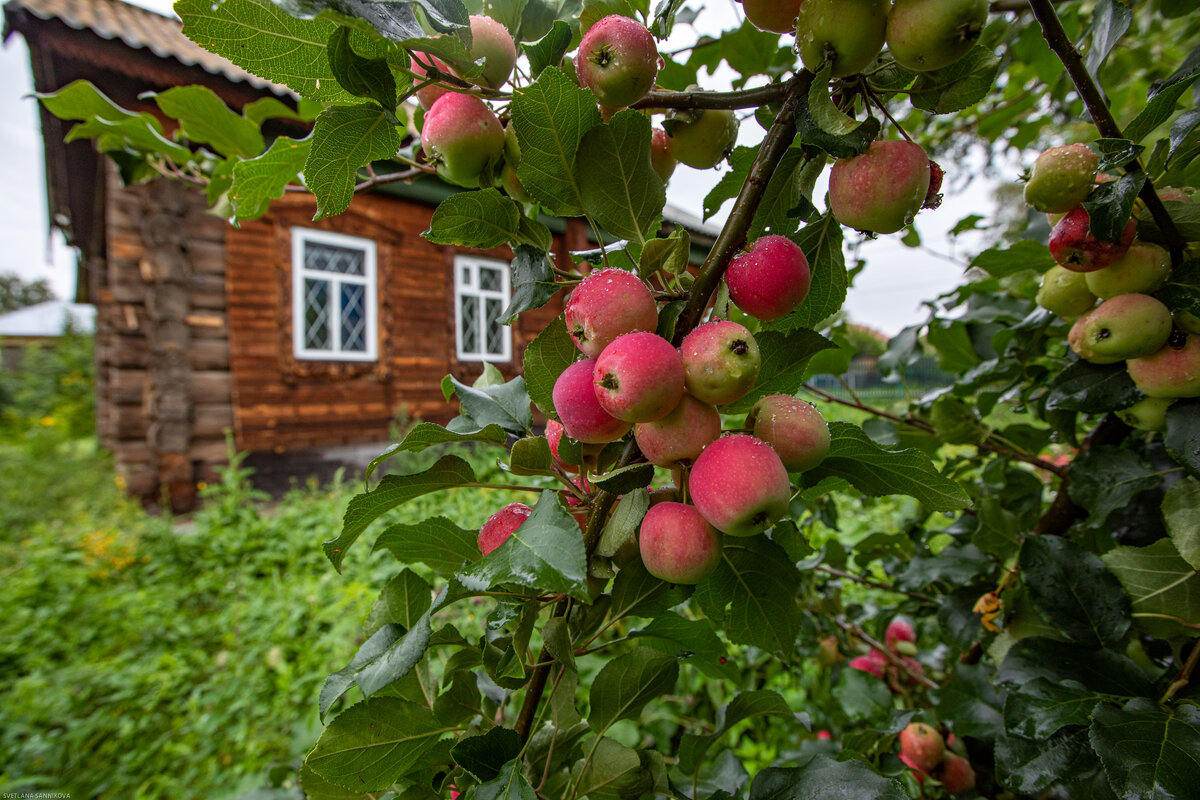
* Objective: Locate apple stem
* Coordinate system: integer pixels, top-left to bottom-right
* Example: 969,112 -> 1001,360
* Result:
866,88 -> 914,144
1160,638 -> 1200,705
1027,0 -> 1188,264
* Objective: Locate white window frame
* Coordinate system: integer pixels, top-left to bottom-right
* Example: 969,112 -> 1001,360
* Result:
291,228 -> 378,362
453,254 -> 512,363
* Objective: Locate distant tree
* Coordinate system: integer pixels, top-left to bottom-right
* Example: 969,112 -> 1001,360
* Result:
0,273 -> 54,313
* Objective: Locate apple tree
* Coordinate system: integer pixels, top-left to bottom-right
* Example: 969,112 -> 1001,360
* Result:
40,0 -> 1200,796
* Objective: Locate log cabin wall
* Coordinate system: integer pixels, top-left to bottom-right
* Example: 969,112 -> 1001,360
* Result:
224,190 -> 570,455
96,166 -> 233,510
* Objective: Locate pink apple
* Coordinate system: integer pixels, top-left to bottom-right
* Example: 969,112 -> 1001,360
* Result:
421,93 -> 505,188
689,434 -> 791,537
849,654 -> 884,678
829,140 -> 931,234
576,15 -> 659,110
545,419 -> 604,472
593,331 -> 686,422
1049,206 -> 1136,271
552,359 -> 633,443
898,722 -> 945,773
679,320 -> 762,406
478,502 -> 532,555
651,127 -> 677,182
410,53 -> 451,109
746,394 -> 830,472
468,15 -> 516,89
1127,331 -> 1200,398
634,393 -> 722,467
939,753 -> 977,795
563,268 -> 659,357
638,502 -> 723,584
725,235 -> 812,321
885,618 -> 916,650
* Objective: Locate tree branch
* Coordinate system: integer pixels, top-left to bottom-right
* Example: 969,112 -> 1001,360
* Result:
816,565 -> 935,603
1031,412 -> 1130,536
1026,0 -> 1188,263
633,82 -> 791,111
672,71 -> 813,343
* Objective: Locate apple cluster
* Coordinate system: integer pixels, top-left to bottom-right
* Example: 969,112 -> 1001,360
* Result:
1026,143 -> 1200,429
897,722 -> 976,795
847,617 -> 926,689
477,260 -> 832,584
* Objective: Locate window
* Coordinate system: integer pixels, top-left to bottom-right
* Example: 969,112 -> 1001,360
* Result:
454,255 -> 511,362
292,229 -> 378,361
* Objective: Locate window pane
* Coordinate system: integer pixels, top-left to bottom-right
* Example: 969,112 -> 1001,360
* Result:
304,278 -> 332,350
306,241 -> 365,276
485,298 -> 504,356
479,267 -> 502,292
341,283 -> 367,352
459,295 -> 479,355
461,266 -> 472,286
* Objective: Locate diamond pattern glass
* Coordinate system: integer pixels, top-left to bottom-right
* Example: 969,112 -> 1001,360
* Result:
304,278 -> 331,350
341,283 -> 367,352
306,242 -> 365,275
480,267 -> 502,292
485,298 -> 504,356
460,295 -> 479,355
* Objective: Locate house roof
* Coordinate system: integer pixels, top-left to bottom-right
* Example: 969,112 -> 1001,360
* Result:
3,0 -> 291,95
0,300 -> 95,337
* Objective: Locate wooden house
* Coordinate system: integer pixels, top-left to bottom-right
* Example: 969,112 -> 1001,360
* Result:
4,0 -> 716,510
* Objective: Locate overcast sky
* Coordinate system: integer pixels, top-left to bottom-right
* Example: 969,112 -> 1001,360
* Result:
0,0 -> 1010,336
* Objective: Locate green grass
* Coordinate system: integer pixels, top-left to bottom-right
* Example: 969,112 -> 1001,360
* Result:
0,430 -> 534,800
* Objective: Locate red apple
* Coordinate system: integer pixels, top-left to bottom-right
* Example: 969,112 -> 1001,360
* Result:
576,15 -> 659,110
745,394 -> 830,472
690,434 -> 791,537
898,722 -> 945,773
650,127 -> 677,182
939,753 -> 977,795
634,393 -> 722,467
725,235 -> 811,321
478,502 -> 532,555
563,268 -> 659,357
829,140 -> 932,234
849,654 -> 884,678
885,618 -> 915,650
594,332 -> 686,423
552,358 -> 633,443
1049,206 -> 1136,272
638,502 -> 723,584
410,53 -> 451,109
679,320 -> 762,406
1127,330 -> 1200,398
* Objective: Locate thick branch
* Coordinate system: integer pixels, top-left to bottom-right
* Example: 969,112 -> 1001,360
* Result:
1027,0 -> 1188,263
633,82 -> 791,111
672,71 -> 813,343
1031,412 -> 1130,536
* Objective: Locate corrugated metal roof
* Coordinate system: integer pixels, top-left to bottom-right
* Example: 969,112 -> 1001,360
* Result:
5,0 -> 292,96
0,300 -> 95,336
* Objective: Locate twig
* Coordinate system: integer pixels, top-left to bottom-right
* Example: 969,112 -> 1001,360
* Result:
1026,0 -> 1188,264
673,71 -> 813,342
1161,638 -> 1200,705
816,565 -> 935,603
836,618 -> 940,690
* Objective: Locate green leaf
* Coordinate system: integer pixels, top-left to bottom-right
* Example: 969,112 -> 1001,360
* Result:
574,110 -> 665,244
453,728 -> 522,781
1125,73 -> 1199,143
230,135 -> 311,221
1068,446 -> 1163,525
512,68 -> 603,216
424,189 -> 521,247
996,636 -> 1153,698
591,463 -> 655,494
444,373 -> 533,434
1084,170 -> 1145,242
471,759 -> 537,800
931,663 -> 1005,739
719,328 -> 836,414
831,667 -> 893,724
749,757 -> 906,800
1090,699 -> 1200,800
1157,259 -> 1200,317
457,491 -> 590,601
748,149 -> 820,241
176,0 -> 355,102
1019,536 -> 1132,648
1044,360 -> 1143,414
1082,0 -> 1132,79
150,85 -> 264,158
597,489 -> 649,558
994,728 -> 1100,796
365,422 -> 509,483
435,669 -> 483,726
970,239 -> 1057,277
365,569 -> 433,636
508,436 -> 554,476
522,316 -> 577,417
373,516 -> 481,575
525,19 -> 572,78
327,455 -> 476,571
244,96 -> 312,125
305,104 -> 404,219
1093,138 -> 1144,172
39,80 -> 193,164
503,245 -> 561,324
795,65 -> 881,158
802,422 -> 971,511
677,690 -> 794,774
1004,678 -> 1105,740
1102,538 -> 1200,638
1165,399 -> 1200,480
630,611 -> 739,682
763,216 -> 847,333
305,697 -> 449,791
326,26 -> 399,109
1165,477 -> 1200,569
909,46 -> 1002,115
638,227 -> 691,279
609,559 -> 694,620
588,648 -> 680,733
694,535 -> 802,653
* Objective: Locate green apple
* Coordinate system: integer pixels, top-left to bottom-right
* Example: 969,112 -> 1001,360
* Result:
1024,143 -> 1098,214
1037,266 -> 1096,317
1116,396 -> 1174,432
1068,293 -> 1173,364
886,0 -> 988,72
664,107 -> 739,169
1084,241 -> 1171,298
795,0 -> 889,77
